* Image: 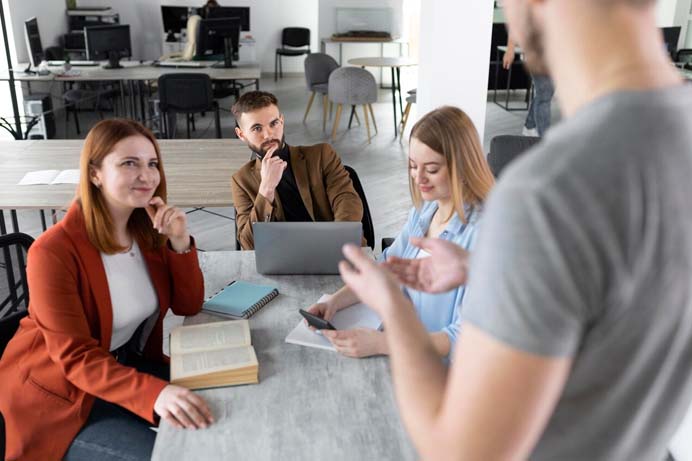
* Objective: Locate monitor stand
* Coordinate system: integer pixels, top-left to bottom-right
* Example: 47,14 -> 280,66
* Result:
102,51 -> 123,69
212,37 -> 236,68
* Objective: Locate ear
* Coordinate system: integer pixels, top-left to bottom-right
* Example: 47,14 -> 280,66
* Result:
89,165 -> 101,187
235,126 -> 246,142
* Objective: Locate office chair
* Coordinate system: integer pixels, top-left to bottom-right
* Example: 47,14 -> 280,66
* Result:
0,232 -> 33,461
487,135 -> 541,177
275,27 -> 311,81
303,53 -> 339,130
344,165 -> 375,250
676,49 -> 692,68
157,73 -> 222,139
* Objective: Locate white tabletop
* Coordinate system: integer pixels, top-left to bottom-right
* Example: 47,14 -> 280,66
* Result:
347,57 -> 417,68
0,139 -> 250,209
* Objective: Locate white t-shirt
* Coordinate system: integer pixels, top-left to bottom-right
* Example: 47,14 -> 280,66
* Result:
100,240 -> 158,351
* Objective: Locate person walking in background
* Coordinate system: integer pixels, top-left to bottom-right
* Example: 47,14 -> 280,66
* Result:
503,33 -> 555,136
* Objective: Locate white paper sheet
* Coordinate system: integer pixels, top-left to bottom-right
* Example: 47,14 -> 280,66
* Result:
17,169 -> 80,185
285,294 -> 382,351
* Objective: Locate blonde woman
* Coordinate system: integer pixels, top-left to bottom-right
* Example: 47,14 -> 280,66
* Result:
306,106 -> 494,359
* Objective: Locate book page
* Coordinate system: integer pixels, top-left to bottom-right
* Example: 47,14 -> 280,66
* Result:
50,169 -> 80,184
170,320 -> 251,355
18,170 -> 60,185
171,346 -> 257,379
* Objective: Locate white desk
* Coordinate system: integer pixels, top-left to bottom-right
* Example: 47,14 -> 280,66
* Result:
152,250 -> 415,461
0,61 -> 261,123
0,139 -> 250,234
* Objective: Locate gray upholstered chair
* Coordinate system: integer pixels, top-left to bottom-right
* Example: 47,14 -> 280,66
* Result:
328,67 -> 378,143
303,53 -> 339,131
487,135 -> 541,177
399,88 -> 416,138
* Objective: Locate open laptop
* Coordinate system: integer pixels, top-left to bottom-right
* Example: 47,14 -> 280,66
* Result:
252,222 -> 362,275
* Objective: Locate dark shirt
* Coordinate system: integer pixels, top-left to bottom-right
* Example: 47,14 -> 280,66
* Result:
274,144 -> 313,222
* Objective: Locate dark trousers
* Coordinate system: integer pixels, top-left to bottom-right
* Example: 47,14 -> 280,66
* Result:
64,354 -> 169,461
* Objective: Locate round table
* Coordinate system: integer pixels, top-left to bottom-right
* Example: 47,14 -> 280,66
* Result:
348,57 -> 417,136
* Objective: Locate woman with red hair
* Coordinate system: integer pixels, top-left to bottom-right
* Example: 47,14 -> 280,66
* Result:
0,119 -> 213,460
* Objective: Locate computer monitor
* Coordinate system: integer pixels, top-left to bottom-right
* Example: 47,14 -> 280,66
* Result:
24,17 -> 44,69
662,26 -> 681,60
161,6 -> 192,34
85,24 -> 132,69
196,17 -> 241,68
207,7 -> 250,31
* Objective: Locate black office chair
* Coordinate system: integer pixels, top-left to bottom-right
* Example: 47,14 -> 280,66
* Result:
0,232 -> 33,461
157,73 -> 222,139
344,165 -> 375,250
677,49 -> 692,68
487,135 -> 541,177
275,27 -> 311,82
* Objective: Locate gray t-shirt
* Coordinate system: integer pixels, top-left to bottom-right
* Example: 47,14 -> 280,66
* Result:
463,85 -> 692,461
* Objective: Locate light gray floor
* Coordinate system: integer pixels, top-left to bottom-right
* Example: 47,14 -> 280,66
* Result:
8,75 -> 558,252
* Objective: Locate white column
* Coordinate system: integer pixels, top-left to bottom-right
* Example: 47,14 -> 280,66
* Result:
416,0 -> 494,142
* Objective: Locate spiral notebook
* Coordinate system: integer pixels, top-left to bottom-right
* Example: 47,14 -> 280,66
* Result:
202,281 -> 279,319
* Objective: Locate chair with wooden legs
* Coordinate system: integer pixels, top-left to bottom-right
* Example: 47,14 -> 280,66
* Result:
303,53 -> 339,130
399,88 -> 417,139
327,67 -> 378,143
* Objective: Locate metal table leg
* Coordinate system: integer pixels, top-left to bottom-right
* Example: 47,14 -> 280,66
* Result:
391,67 -> 398,137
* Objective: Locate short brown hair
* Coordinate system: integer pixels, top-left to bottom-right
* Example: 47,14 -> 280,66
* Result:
409,106 -> 495,223
231,91 -> 279,122
78,119 -> 167,254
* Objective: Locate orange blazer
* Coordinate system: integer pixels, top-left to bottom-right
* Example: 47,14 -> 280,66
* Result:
0,202 -> 204,461
230,143 -> 364,250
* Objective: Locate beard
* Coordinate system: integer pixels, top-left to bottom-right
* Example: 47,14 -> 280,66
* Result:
248,134 -> 286,159
521,7 -> 551,77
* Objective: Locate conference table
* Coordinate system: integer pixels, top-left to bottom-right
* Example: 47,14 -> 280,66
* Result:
0,61 -> 261,126
348,57 -> 417,137
0,138 -> 250,234
152,250 -> 416,461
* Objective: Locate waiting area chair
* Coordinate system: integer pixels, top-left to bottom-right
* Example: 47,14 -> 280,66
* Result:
399,88 -> 417,139
157,73 -> 221,139
328,67 -> 378,143
303,53 -> 339,131
275,27 -> 311,82
487,135 -> 541,177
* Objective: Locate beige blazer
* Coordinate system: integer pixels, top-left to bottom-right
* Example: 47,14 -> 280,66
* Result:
231,143 -> 364,250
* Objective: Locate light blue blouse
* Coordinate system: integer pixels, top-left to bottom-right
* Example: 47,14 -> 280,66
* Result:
379,201 -> 482,356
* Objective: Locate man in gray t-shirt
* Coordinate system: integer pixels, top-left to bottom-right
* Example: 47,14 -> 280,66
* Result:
334,0 -> 692,459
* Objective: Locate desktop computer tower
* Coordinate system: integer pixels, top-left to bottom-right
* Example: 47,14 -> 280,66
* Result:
23,93 -> 56,139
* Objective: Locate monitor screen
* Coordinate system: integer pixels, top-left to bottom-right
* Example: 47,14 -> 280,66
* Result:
24,17 -> 43,68
207,7 -> 250,31
85,24 -> 132,61
161,6 -> 192,33
196,17 -> 241,58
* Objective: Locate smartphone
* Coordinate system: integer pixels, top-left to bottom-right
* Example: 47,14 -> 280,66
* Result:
299,309 -> 336,330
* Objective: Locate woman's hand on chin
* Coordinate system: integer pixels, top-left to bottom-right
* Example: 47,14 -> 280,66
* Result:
146,197 -> 191,252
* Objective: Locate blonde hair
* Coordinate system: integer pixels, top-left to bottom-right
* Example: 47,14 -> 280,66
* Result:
409,106 -> 494,223
78,119 -> 167,254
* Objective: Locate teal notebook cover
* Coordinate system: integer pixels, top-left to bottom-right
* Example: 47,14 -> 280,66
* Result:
202,281 -> 279,319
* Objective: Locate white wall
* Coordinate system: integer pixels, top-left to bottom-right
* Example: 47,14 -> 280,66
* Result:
416,0 -> 493,142
80,0 -> 318,74
656,0 -> 692,47
7,0 -> 66,63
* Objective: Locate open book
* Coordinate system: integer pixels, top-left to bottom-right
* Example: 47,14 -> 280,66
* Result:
285,294 -> 382,351
170,320 -> 259,390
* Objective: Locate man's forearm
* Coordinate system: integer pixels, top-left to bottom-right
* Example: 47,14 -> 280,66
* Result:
380,296 -> 448,452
